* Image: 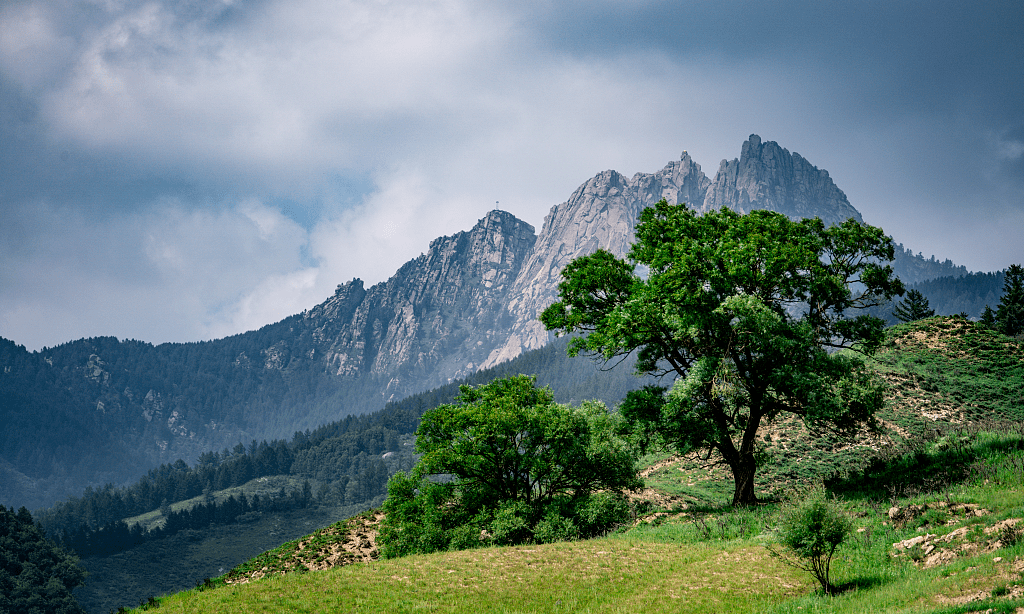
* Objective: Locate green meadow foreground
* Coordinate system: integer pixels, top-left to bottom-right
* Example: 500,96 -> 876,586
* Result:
160,539 -> 807,613
143,435 -> 1024,614
130,318 -> 1024,613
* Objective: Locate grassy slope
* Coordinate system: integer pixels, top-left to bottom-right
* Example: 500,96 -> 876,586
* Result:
152,539 -> 812,613
144,470 -> 1024,614
75,501 -> 381,614
123,475 -> 309,533
129,317 -> 1024,613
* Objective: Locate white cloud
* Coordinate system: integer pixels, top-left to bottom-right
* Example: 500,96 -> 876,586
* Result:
1,0 -> 1022,350
0,199 -> 310,349
0,2 -> 75,91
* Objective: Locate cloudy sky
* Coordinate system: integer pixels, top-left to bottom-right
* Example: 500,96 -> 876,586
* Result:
1,0 -> 1022,351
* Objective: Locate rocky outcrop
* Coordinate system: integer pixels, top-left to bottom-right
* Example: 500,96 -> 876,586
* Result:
480,136 -> 883,366
700,134 -> 862,227
480,153 -> 710,368
299,209 -> 537,398
277,136 -> 892,384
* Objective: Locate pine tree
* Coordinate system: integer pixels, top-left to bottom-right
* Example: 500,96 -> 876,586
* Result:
995,264 -> 1024,337
0,506 -> 86,614
892,289 -> 935,322
981,305 -> 997,328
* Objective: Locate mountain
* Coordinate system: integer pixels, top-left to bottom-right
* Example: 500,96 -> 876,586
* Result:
0,212 -> 540,510
300,209 -> 536,392
484,134 -> 950,365
482,151 -> 710,367
0,134 -> 976,511
701,134 -> 862,226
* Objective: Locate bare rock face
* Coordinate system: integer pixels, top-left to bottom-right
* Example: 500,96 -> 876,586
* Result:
259,136 -> 881,400
300,209 -> 537,399
256,136 -> 881,402
700,134 -> 862,227
480,152 -> 710,368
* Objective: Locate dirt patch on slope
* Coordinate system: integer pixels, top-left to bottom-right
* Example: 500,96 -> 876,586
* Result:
224,511 -> 382,585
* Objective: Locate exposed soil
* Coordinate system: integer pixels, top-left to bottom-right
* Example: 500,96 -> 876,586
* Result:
224,511 -> 382,585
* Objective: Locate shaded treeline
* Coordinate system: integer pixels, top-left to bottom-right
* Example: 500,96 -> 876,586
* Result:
0,319 -> 387,510
0,505 -> 86,613
864,269 -> 1007,324
912,270 -> 1005,319
35,415 -> 410,557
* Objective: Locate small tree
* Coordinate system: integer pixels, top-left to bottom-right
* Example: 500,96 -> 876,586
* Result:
378,375 -> 641,558
770,489 -> 853,595
980,305 -> 997,328
892,289 -> 935,322
541,202 -> 904,505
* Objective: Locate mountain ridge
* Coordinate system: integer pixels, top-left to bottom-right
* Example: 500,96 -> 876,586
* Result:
0,134 -> 979,511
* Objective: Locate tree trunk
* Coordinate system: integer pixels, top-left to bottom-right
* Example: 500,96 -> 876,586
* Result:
730,453 -> 758,506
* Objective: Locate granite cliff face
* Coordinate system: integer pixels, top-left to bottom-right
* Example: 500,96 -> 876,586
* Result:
299,209 -> 536,397
256,133 -> 868,394
701,135 -> 862,227
481,134 -> 867,367
481,152 -> 710,367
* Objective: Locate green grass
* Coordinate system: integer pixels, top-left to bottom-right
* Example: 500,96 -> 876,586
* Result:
137,426 -> 1024,613
119,318 -> 1024,613
150,538 -> 812,613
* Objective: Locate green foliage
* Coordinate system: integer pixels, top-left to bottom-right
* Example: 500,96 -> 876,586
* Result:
379,375 -> 641,557
982,304 -> 998,328
0,505 -> 87,614
995,264 -> 1024,338
909,270 -> 1005,320
771,488 -> 853,595
542,202 -> 903,505
869,317 -> 1024,424
892,288 -> 935,322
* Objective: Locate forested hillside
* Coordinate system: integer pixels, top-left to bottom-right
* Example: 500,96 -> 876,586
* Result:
911,270 -> 1006,319
0,324 -> 382,510
28,337 -> 652,613
890,242 -> 968,286
863,269 -> 1007,325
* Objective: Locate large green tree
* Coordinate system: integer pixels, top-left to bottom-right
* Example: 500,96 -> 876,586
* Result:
378,375 -> 641,557
541,202 -> 904,505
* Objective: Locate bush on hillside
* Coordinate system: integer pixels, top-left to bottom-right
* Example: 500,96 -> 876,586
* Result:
378,375 -> 641,558
0,505 -> 87,614
770,488 -> 853,595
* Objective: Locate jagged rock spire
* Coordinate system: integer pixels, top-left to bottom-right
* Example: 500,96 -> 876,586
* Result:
700,134 -> 862,226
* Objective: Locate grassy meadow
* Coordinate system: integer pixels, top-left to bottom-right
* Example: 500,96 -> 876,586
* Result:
120,318 -> 1024,613
136,425 -> 1024,614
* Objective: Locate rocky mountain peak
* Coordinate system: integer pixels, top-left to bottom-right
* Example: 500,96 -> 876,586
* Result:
299,136 -> 877,381
700,134 -> 862,226
479,153 -> 711,369
295,209 -> 537,395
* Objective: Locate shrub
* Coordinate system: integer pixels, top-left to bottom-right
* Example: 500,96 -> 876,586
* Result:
378,376 -> 641,557
770,488 -> 853,594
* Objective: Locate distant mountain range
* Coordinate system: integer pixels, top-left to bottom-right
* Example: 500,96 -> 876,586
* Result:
0,134 -> 984,510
